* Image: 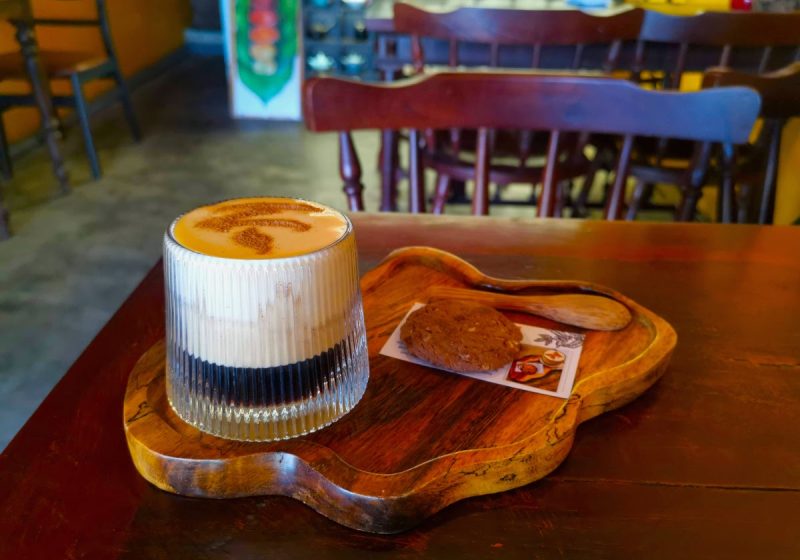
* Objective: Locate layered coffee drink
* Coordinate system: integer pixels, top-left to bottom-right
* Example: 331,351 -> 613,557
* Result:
164,197 -> 369,441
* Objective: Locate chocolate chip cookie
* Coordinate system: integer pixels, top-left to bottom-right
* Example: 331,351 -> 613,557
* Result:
400,300 -> 523,373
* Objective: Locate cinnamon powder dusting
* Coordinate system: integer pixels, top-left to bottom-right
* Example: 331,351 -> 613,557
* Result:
232,226 -> 274,255
174,198 -> 347,259
212,201 -> 317,215
196,215 -> 312,233
193,201 -> 316,256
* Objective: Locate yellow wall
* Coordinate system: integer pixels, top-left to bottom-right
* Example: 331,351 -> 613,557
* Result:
0,0 -> 191,143
775,119 -> 800,225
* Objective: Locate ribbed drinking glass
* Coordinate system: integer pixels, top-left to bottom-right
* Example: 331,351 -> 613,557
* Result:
163,202 -> 369,441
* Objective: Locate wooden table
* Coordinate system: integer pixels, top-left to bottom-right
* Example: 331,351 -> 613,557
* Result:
366,0 -> 637,75
365,0 -> 795,77
364,0 -> 628,33
0,0 -> 69,191
2,215 -> 799,558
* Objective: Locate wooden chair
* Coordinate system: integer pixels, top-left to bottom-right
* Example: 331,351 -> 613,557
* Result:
382,4 -> 645,215
702,62 -> 800,224
303,72 -> 760,219
637,10 -> 800,86
617,10 -> 800,221
0,0 -> 141,180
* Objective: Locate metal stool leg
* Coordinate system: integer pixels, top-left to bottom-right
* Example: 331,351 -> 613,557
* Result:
71,74 -> 102,180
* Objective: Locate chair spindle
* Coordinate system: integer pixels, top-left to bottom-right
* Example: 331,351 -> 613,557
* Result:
411,35 -> 424,74
380,129 -> 399,211
758,47 -> 772,73
338,131 -> 365,211
718,143 -> 737,223
408,129 -> 426,213
532,43 -> 542,68
671,42 -> 690,89
571,44 -> 585,69
719,45 -> 733,67
472,128 -> 491,215
759,120 -> 782,224
537,130 -> 562,218
490,43 -> 500,67
605,134 -> 635,220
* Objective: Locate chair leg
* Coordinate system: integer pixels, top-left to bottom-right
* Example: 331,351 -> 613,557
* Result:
71,75 -> 102,180
0,173 -> 8,239
718,143 -> 737,224
737,183 -> 753,224
449,180 -> 468,203
114,69 -> 141,141
408,130 -> 426,213
472,128 -> 491,216
0,205 -> 8,239
338,131 -> 364,211
0,118 -> 14,181
528,182 -> 538,205
604,135 -> 634,220
574,147 -> 606,217
677,189 -> 701,222
677,142 -> 713,222
432,174 -> 450,215
379,129 -> 398,212
492,183 -> 507,203
758,121 -> 782,225
554,180 -> 571,218
625,178 -> 648,221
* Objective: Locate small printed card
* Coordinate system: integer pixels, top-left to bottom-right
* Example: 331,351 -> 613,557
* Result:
380,303 -> 585,399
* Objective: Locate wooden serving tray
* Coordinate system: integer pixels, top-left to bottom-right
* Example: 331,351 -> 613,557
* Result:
124,247 -> 676,534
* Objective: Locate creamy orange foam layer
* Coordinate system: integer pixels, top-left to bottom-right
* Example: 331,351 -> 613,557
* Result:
173,198 -> 348,259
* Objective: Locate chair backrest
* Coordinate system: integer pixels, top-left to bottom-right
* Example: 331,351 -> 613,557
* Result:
33,0 -> 115,59
639,11 -> 800,85
393,3 -> 645,71
304,71 -> 761,217
703,62 -> 800,121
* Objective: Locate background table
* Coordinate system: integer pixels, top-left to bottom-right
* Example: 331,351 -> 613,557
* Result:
1,215 -> 799,558
364,0 -> 789,71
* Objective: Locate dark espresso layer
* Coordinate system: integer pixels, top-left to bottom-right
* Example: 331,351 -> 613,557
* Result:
167,341 -> 350,410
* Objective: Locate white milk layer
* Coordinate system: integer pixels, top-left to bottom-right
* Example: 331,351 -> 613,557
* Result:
164,226 -> 361,368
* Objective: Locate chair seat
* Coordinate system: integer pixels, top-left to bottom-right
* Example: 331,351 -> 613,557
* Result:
0,51 -> 111,79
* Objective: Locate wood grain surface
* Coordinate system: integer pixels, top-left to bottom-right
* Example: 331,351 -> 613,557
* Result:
426,286 -> 632,330
123,247 -> 675,533
2,215 -> 800,558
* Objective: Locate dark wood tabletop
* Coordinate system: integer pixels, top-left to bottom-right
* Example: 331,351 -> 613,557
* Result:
2,215 -> 799,559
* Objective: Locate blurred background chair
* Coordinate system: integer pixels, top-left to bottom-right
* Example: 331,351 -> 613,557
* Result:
381,4 -> 645,215
304,72 -> 760,219
607,10 -> 800,221
702,62 -> 800,224
0,0 -> 141,181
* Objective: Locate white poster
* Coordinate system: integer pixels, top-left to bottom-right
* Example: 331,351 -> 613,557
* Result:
220,0 -> 301,120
